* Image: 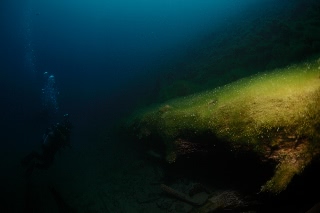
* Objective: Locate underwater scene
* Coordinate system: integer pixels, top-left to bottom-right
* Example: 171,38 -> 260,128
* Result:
1,0 -> 320,212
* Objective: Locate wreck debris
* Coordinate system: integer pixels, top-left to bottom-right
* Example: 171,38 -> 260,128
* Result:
160,184 -> 203,206
127,58 -> 320,194
189,190 -> 252,213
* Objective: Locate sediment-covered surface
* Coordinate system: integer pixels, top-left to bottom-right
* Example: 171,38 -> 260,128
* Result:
127,58 -> 320,194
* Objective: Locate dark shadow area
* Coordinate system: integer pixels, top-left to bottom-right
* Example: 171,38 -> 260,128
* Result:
132,130 -> 320,212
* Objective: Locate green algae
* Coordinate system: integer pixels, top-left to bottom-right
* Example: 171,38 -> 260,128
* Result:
128,58 -> 320,193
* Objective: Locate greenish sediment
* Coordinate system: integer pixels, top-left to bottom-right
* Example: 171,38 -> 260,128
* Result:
127,58 -> 320,193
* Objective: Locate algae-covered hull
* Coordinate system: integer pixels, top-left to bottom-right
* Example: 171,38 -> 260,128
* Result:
127,58 -> 320,194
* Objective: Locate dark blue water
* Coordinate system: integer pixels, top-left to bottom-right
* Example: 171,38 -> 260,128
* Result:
0,0 -> 269,150
3,0 -> 317,212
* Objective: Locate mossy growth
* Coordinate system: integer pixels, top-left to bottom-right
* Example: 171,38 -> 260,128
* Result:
127,58 -> 320,194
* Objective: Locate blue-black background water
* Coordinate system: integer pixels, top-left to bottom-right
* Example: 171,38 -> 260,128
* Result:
1,0 -> 262,149
1,0 -> 320,212
0,0 -> 271,155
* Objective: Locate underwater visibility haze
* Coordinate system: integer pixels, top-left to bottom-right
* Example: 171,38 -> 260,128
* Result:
1,0 -> 261,147
1,0 -> 320,212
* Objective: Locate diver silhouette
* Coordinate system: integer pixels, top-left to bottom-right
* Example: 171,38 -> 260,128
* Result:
21,114 -> 72,177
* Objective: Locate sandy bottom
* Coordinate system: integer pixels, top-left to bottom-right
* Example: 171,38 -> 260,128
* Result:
1,130 -> 318,213
0,132 -> 212,213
